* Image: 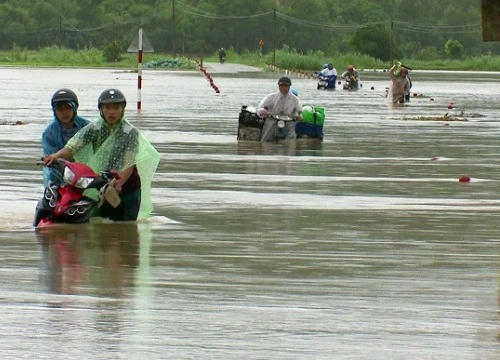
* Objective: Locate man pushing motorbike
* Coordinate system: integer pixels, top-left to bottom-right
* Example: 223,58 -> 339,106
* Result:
257,76 -> 302,142
317,63 -> 337,89
341,65 -> 360,90
43,88 -> 160,221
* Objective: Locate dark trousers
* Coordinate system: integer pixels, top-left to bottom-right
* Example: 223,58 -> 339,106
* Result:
99,189 -> 141,221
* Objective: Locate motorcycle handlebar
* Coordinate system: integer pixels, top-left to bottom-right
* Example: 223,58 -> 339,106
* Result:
37,157 -> 67,168
37,158 -> 56,168
270,114 -> 296,122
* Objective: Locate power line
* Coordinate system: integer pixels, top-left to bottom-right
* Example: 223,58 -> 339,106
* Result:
277,12 -> 386,32
176,0 -> 272,19
0,4 -> 482,37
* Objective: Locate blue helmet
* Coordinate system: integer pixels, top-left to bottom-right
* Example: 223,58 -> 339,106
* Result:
291,88 -> 298,96
322,63 -> 328,69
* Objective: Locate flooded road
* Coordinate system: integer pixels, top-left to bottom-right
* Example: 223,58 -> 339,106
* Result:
0,66 -> 499,359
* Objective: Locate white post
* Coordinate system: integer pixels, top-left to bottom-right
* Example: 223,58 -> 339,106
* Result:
137,28 -> 143,110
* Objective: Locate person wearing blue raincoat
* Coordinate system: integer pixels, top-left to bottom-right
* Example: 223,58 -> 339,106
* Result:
41,89 -> 90,186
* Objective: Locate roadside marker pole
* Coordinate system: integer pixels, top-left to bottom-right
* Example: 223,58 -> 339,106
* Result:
127,28 -> 153,110
137,28 -> 143,110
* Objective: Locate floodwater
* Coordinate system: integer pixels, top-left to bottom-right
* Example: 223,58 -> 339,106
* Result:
0,65 -> 499,359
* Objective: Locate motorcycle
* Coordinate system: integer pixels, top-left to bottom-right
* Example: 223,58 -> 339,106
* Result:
34,158 -> 121,228
342,76 -> 359,90
271,114 -> 296,140
238,106 -> 320,142
219,55 -> 226,64
317,75 -> 336,90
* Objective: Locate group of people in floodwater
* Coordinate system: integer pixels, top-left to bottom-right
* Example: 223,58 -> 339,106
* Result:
316,61 -> 411,102
255,61 -> 413,142
316,63 -> 360,90
40,61 -> 412,223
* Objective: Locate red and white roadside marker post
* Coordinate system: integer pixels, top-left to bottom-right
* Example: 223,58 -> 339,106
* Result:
127,28 -> 154,110
137,28 -> 143,110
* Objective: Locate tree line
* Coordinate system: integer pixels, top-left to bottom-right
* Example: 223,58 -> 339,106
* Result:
0,0 -> 497,61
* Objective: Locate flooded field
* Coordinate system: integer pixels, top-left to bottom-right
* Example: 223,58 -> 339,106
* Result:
0,66 -> 498,359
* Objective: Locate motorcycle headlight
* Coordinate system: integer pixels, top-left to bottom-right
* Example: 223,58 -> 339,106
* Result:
75,176 -> 95,189
63,167 -> 75,184
63,167 -> 95,189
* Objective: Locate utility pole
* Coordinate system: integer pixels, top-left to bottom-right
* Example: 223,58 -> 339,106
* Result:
172,0 -> 176,55
272,9 -> 276,66
390,18 -> 394,66
59,16 -> 63,47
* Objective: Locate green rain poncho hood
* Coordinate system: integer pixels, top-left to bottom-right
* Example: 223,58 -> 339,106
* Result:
65,116 -> 160,220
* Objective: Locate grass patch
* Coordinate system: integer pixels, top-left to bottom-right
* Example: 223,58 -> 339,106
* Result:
0,46 -> 196,69
2,45 -> 500,72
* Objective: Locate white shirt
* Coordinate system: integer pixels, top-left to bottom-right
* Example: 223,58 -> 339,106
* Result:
258,91 -> 302,118
320,68 -> 337,77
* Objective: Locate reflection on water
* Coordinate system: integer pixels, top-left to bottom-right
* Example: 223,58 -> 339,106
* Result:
37,222 -> 140,297
0,68 -> 499,359
237,138 -> 324,157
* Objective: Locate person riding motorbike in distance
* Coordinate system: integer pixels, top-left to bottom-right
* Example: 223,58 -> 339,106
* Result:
42,89 -> 90,187
43,88 -> 160,221
218,47 -> 227,63
257,76 -> 302,142
316,63 -> 328,74
318,63 -> 337,89
341,64 -> 360,89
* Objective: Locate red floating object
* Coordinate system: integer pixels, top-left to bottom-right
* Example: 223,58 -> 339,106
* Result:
448,103 -> 453,109
459,176 -> 471,183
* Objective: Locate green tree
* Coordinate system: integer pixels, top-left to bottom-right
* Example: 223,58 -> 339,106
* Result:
350,23 -> 394,61
0,0 -> 498,57
445,39 -> 463,58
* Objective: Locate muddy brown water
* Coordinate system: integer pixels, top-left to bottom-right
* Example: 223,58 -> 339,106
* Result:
0,66 -> 498,359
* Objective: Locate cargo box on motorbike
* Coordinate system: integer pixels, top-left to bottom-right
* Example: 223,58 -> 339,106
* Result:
296,122 -> 323,139
296,105 -> 325,139
237,105 -> 264,141
301,106 -> 325,126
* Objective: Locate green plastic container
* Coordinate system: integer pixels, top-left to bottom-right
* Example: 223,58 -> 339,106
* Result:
393,62 -> 402,76
302,106 -> 325,126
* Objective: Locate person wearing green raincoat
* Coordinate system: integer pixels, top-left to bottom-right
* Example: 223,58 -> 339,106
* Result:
43,88 -> 160,221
